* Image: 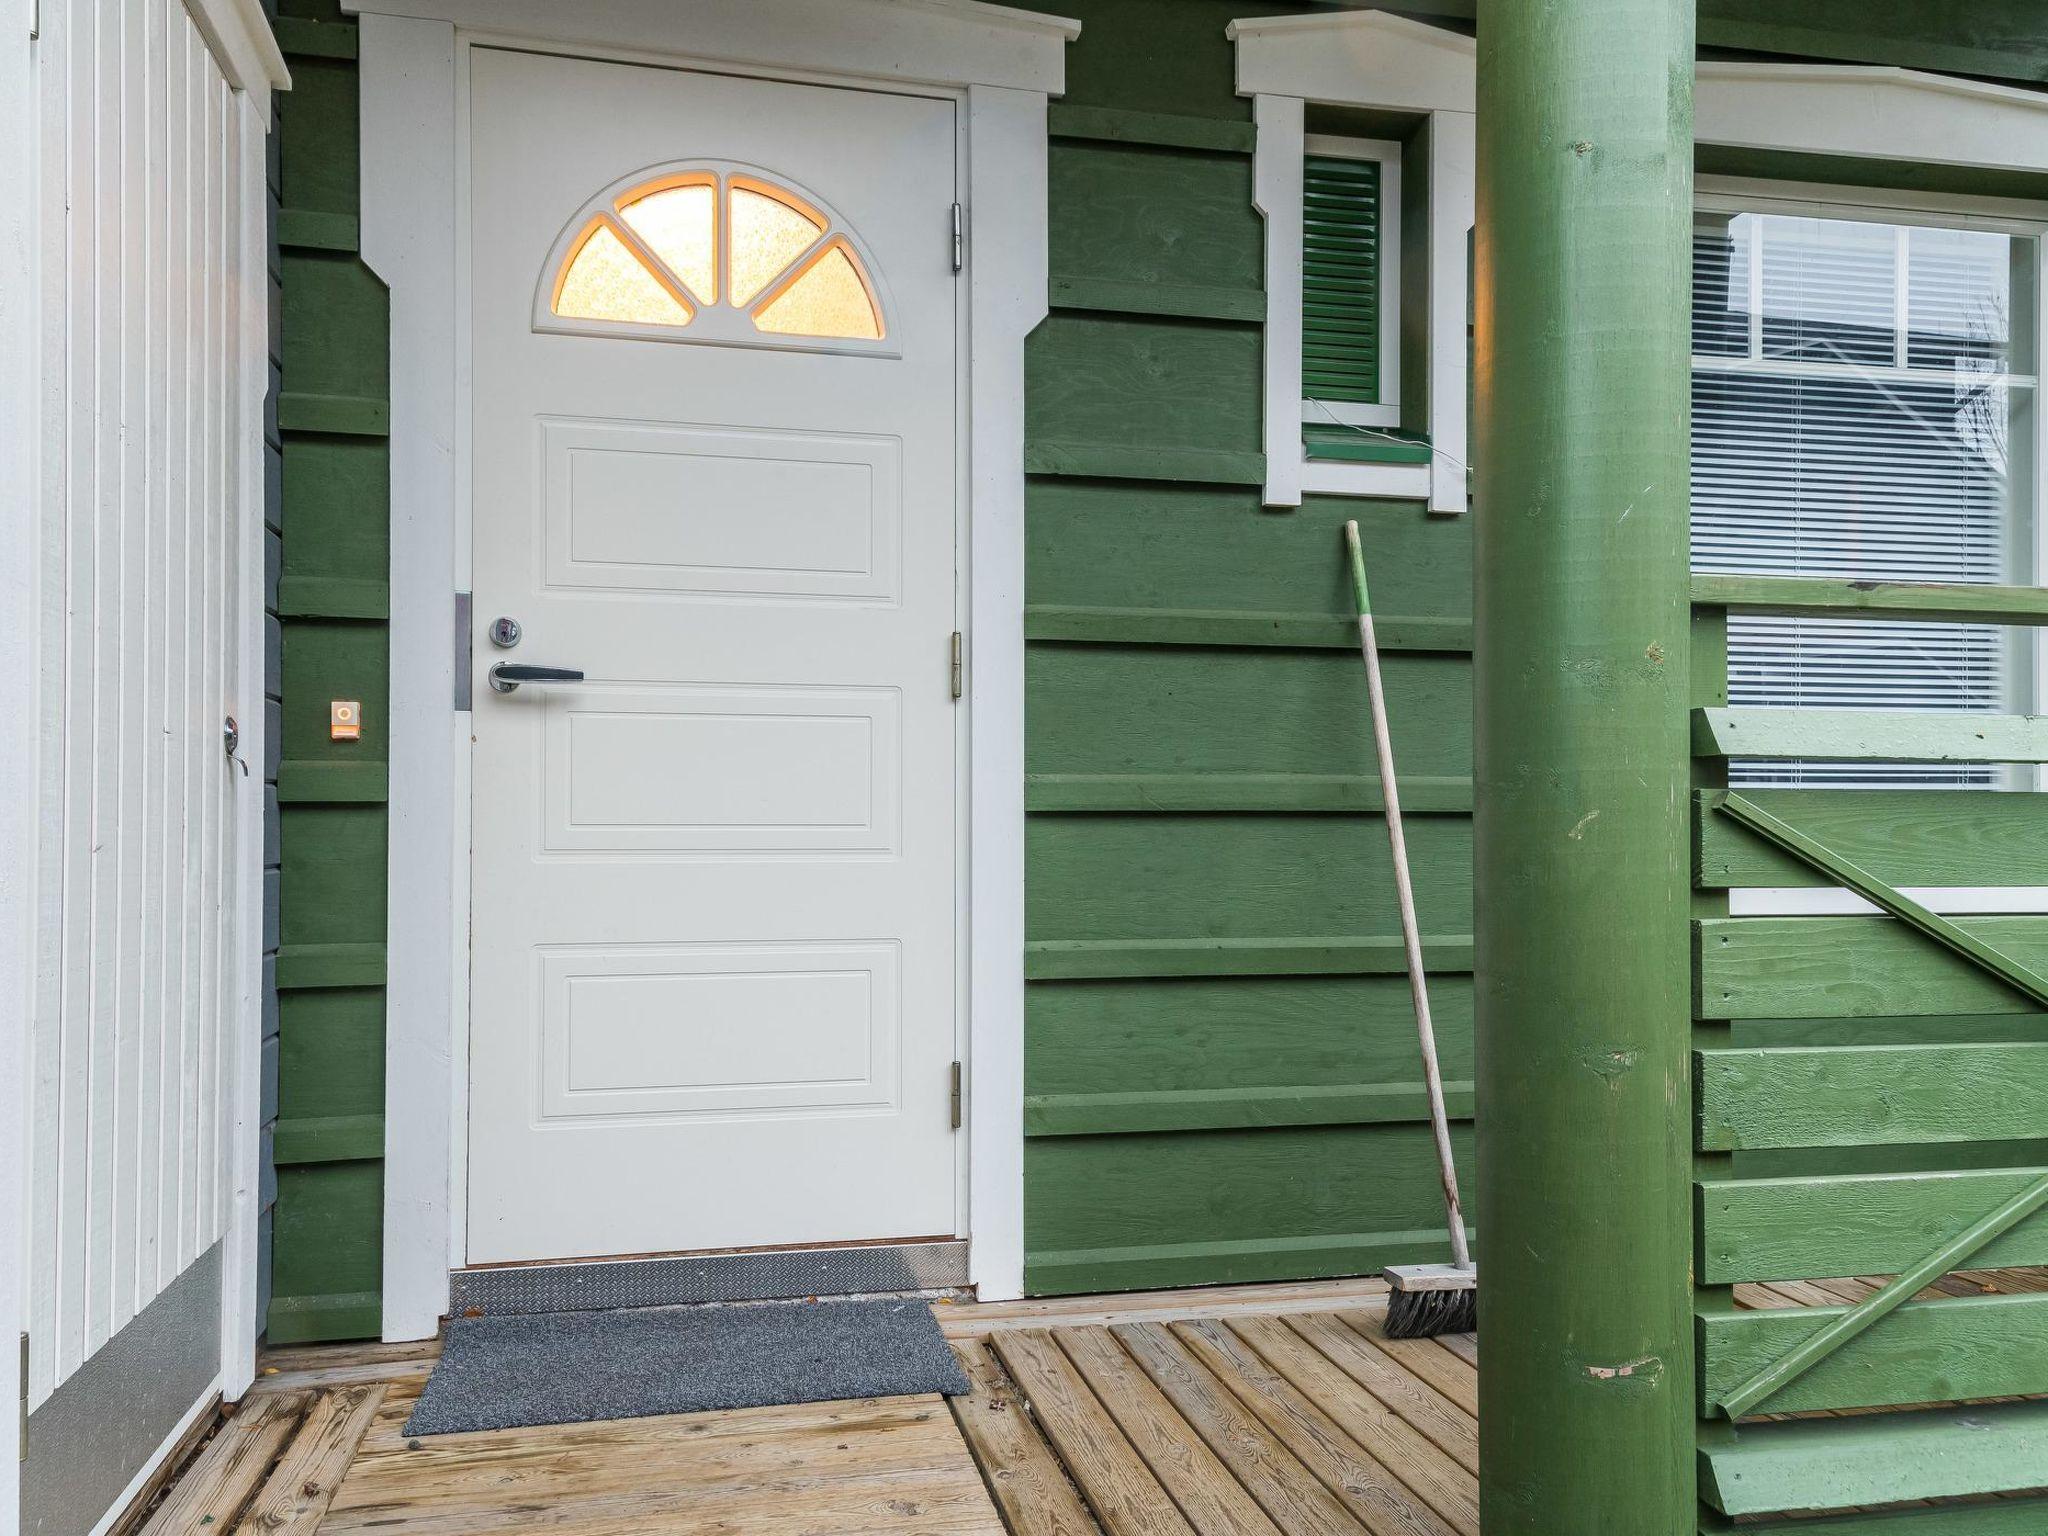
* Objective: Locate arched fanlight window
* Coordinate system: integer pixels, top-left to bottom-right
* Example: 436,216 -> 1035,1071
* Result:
541,165 -> 887,346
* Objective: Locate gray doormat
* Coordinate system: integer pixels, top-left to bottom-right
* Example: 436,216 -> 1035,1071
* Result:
403,1297 -> 970,1436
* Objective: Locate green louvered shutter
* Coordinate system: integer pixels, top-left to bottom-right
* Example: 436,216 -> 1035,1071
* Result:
1302,153 -> 1381,403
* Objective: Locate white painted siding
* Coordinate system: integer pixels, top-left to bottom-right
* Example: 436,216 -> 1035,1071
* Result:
25,0 -> 269,1408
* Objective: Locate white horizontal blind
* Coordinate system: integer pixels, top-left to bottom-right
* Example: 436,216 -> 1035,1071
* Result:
29,0 -> 251,1405
1690,210 -> 2034,787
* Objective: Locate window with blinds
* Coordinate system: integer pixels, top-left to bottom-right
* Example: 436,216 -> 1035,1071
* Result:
1690,206 -> 2039,787
1303,151 -> 1383,406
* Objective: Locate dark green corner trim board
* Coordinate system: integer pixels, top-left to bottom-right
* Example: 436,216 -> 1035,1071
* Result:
270,0 -> 389,1344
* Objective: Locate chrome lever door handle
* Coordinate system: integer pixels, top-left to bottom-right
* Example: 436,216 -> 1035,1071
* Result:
489,663 -> 585,694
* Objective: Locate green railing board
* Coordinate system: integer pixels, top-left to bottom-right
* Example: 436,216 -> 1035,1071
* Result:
1717,1152 -> 2048,1416
1697,1400 -> 2048,1516
1027,813 -> 1470,942
1028,646 -> 1472,778
1713,792 -> 2048,1012
1733,1014 -> 2048,1049
1027,484 -> 1465,619
1696,1167 -> 2048,1285
1696,916 -> 2048,1019
1025,604 -> 1471,651
1025,1082 -> 1473,1137
1025,934 -> 1474,980
1027,974 -> 1474,1101
1696,789 -> 2048,889
1697,1043 -> 2048,1150
1689,574 -> 2048,626
1049,137 -> 1260,302
1026,773 -> 1473,814
1699,1502 -> 2048,1536
1699,1290 -> 2048,1416
1693,707 -> 2048,763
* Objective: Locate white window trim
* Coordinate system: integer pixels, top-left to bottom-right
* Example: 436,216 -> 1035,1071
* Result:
1233,13 -> 1472,514
358,0 -> 1066,1338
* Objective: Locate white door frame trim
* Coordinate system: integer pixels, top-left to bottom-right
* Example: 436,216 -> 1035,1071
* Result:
361,1 -> 1061,1339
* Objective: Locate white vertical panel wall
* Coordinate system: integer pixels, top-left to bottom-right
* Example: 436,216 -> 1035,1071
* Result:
25,0 -> 273,1409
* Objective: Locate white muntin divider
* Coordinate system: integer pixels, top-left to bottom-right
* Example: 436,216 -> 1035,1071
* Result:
354,0 -> 1069,1332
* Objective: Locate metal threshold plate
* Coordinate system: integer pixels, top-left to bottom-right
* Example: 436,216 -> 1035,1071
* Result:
448,1240 -> 970,1317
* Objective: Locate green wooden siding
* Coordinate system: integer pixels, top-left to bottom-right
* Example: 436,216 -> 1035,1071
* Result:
269,0 -> 389,1343
1301,153 -> 1381,403
1017,0 -> 1473,1295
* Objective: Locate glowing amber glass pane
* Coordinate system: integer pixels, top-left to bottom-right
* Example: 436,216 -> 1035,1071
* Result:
554,220 -> 692,326
729,185 -> 825,307
752,242 -> 882,340
619,183 -> 717,304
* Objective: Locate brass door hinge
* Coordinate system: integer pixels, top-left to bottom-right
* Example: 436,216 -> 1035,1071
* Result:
949,632 -> 963,700
949,1061 -> 963,1130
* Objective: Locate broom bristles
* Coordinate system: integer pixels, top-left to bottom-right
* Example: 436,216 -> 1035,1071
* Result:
1383,1284 -> 1477,1339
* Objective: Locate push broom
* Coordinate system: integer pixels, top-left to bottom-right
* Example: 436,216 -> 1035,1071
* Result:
1344,520 -> 1476,1339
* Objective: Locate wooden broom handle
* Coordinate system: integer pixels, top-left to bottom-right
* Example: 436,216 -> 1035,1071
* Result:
1346,521 -> 1470,1269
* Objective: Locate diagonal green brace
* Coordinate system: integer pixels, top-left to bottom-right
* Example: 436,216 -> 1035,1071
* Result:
1713,791 -> 2048,1009
1716,1167 -> 2048,1418
1710,789 -> 2048,1417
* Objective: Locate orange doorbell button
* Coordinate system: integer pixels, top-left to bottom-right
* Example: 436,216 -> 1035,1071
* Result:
330,701 -> 362,741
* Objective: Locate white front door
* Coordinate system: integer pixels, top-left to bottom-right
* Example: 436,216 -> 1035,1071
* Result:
466,49 -> 962,1265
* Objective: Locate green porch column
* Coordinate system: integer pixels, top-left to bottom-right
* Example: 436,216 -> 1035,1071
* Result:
1472,2 -> 1697,1533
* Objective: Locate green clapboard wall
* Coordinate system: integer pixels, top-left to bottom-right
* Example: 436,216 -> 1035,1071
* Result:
269,0 -> 390,1343
1017,0 -> 1476,1294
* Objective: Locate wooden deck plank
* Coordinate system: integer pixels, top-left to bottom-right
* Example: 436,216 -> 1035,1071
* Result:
239,1384 -> 386,1534
1229,1313 -> 1478,1520
947,1341 -> 1102,1536
944,1280 -> 1389,1337
1338,1311 -> 1478,1419
1113,1322 -> 1374,1536
1433,1335 -> 1477,1370
1057,1326 -> 1282,1535
136,1391 -> 310,1536
328,1392 -> 1001,1535
336,1397 -> 964,1510
1285,1316 -> 1478,1476
1170,1320 -> 1465,1536
991,1330 -> 1199,1536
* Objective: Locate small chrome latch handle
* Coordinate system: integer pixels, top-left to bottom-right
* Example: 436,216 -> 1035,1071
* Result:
488,663 -> 585,694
